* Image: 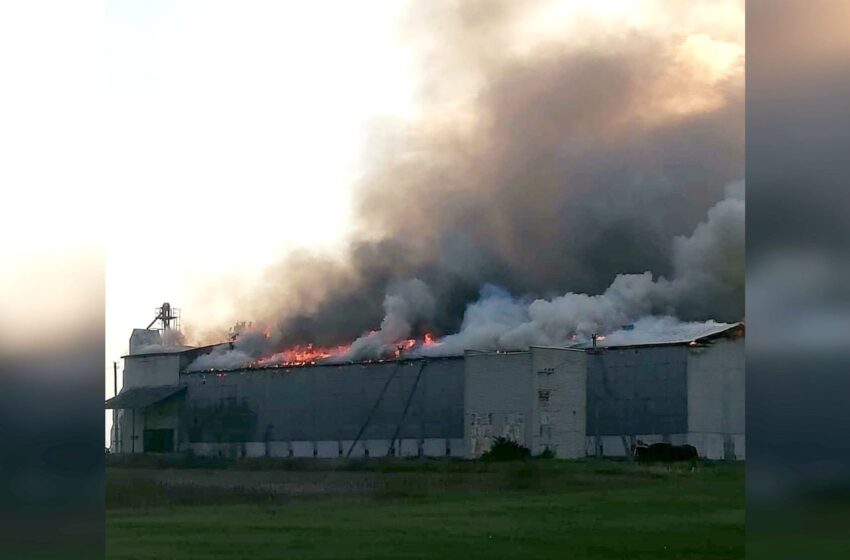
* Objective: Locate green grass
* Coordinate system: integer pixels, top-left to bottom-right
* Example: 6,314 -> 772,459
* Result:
107,460 -> 743,560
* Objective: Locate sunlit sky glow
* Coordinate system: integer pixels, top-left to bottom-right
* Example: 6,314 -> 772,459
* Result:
104,0 -> 421,365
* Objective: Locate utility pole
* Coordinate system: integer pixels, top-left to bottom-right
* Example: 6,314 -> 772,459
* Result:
112,361 -> 119,452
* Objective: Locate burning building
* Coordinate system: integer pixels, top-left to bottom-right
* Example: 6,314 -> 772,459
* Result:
104,0 -> 746,461
106,305 -> 744,460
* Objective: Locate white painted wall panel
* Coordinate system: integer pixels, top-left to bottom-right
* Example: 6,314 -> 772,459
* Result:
123,354 -> 180,388
530,347 -> 587,458
316,441 -> 340,458
244,442 -> 266,458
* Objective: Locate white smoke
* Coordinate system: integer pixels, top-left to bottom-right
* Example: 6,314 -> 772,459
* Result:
594,316 -> 734,347
417,183 -> 744,356
187,347 -> 253,372
185,323 -> 278,372
666,180 -> 745,319
416,274 -> 661,356
333,278 -> 436,362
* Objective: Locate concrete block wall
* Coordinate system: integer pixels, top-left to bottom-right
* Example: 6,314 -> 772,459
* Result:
123,354 -> 181,389
530,347 -> 587,458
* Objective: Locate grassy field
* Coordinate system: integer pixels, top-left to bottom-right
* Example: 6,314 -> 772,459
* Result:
107,458 -> 744,559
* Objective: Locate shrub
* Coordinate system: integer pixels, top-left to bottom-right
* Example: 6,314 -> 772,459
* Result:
536,447 -> 556,459
480,437 -> 531,462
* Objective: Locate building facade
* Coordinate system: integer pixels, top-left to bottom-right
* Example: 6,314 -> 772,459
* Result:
585,335 -> 745,460
107,324 -> 744,460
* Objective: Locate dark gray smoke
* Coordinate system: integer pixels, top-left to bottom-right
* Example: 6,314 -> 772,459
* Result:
223,1 -> 743,354
416,183 -> 744,357
188,176 -> 743,370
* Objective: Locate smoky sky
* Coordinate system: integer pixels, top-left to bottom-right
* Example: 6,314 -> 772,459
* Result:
241,1 -> 743,347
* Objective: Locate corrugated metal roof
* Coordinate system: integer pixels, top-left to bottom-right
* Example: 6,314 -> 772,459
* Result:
104,385 -> 186,409
121,342 -> 228,359
576,322 -> 743,349
182,354 -> 465,374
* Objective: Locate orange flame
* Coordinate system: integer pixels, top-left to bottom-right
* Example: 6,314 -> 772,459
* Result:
224,330 -> 447,372
254,342 -> 351,368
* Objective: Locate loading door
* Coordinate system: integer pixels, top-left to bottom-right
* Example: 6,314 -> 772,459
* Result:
143,429 -> 174,453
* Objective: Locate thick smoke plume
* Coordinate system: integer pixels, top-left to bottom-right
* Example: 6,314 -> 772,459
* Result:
188,185 -> 743,370
338,278 -> 436,362
187,1 -> 743,370
417,184 -> 743,356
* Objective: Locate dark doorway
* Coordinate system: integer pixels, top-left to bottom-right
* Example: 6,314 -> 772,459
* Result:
143,429 -> 174,453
